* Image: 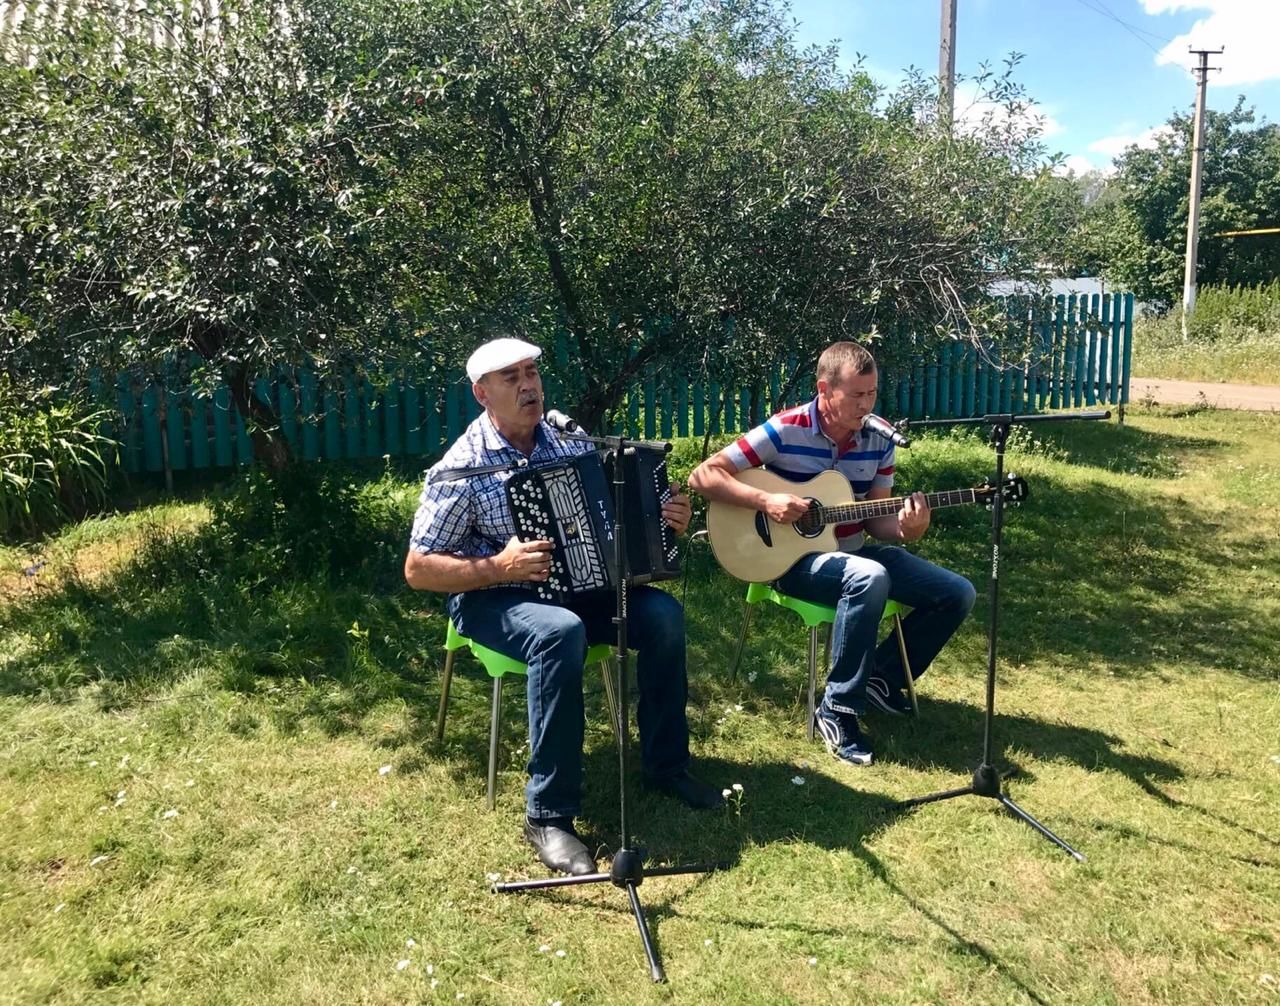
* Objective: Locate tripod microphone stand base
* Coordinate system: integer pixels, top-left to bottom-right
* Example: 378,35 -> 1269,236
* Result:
897,763 -> 1086,862
493,850 -> 722,983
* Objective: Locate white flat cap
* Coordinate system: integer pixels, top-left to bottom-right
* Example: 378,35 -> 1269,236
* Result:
465,337 -> 543,383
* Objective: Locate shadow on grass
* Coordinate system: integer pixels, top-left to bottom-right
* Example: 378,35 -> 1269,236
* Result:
532,753 -> 1057,1006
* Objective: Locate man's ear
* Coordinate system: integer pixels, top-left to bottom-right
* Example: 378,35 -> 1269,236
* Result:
472,380 -> 488,408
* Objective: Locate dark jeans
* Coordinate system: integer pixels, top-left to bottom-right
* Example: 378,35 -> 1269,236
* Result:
448,585 -> 690,821
775,543 -> 976,717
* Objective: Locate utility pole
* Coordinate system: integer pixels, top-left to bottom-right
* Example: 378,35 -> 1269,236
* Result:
940,0 -> 957,134
1182,47 -> 1223,338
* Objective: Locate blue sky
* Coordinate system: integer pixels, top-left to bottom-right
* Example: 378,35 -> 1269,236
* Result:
784,0 -> 1280,174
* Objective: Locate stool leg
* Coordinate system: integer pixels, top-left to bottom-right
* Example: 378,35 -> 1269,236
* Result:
435,648 -> 456,743
487,675 -> 503,812
806,625 -> 819,741
730,602 -> 754,681
894,614 -> 918,715
599,658 -> 622,742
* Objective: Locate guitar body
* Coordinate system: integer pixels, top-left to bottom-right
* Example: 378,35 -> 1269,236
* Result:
706,468 -> 854,582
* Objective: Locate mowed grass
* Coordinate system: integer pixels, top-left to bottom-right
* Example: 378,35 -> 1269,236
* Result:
2,407 -> 1279,1005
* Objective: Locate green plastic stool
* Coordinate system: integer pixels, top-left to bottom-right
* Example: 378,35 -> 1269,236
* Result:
435,619 -> 621,810
729,583 -> 916,738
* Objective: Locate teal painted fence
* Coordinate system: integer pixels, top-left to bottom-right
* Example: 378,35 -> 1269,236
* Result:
108,293 -> 1132,475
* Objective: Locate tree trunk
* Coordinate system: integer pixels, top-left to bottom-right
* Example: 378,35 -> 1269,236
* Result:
226,364 -> 292,474
191,323 -> 292,474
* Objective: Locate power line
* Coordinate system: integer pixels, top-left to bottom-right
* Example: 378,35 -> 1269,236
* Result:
1069,0 -> 1169,57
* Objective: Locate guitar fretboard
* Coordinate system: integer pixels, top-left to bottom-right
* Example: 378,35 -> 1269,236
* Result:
817,489 -> 977,525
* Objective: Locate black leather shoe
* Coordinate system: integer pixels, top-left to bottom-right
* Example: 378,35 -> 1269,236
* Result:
523,818 -> 598,876
643,771 -> 725,810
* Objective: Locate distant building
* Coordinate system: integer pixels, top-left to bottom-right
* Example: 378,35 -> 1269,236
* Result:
988,277 -> 1109,299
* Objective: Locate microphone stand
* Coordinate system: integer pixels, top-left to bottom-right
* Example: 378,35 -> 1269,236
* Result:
895,409 -> 1109,861
491,427 -> 718,983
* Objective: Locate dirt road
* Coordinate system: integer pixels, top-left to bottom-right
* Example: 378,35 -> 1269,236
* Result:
1128,376 -> 1280,411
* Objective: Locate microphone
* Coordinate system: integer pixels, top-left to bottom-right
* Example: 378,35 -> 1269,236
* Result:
861,413 -> 911,448
544,409 -> 580,433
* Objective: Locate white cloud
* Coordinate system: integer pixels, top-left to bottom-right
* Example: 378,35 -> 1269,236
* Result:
952,82 -> 1064,139
1087,125 -> 1174,159
1142,0 -> 1280,87
1053,154 -> 1104,177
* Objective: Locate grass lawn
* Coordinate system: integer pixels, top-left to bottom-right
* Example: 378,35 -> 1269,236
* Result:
2,405 -> 1279,1005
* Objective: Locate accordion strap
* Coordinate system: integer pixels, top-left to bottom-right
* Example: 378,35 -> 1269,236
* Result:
430,459 -> 528,484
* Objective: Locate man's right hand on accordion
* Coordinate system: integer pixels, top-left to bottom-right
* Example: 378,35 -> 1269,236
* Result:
661,481 -> 693,535
498,535 -> 554,582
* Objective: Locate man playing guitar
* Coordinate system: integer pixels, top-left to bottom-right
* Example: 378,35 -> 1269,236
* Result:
690,341 -> 976,766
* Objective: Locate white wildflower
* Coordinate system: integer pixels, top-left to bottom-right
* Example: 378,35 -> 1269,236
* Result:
118,754 -> 130,768
53,903 -> 66,913
406,939 -> 416,949
555,949 -> 566,958
329,799 -> 338,808
346,865 -> 358,875
703,938 -> 713,946
426,964 -> 434,975
395,959 -> 410,971
89,855 -> 110,867
734,704 -> 744,712
808,957 -> 817,966
721,788 -> 732,799
88,760 -> 98,767
747,671 -> 758,683
185,779 -> 195,787
431,978 -> 439,989
485,872 -> 501,882
456,993 -> 465,1000
792,776 -> 806,786
162,808 -> 179,819
732,783 -> 743,793
538,945 -> 551,953
378,764 -> 392,776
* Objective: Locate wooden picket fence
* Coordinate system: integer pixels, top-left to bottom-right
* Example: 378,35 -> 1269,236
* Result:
105,293 -> 1133,475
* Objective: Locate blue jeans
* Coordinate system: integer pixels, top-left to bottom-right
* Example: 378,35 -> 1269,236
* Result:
447,585 -> 690,821
775,543 -> 977,717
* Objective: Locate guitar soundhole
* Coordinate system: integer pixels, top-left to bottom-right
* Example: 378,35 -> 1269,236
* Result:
794,500 -> 824,538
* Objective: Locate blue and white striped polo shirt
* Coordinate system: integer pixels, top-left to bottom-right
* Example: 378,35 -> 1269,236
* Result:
721,397 -> 896,551
409,413 -> 591,585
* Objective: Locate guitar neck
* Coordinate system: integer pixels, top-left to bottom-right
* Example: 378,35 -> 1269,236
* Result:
818,488 -> 977,525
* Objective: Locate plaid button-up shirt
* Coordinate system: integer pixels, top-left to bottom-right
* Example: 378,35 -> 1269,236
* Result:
408,413 -> 591,586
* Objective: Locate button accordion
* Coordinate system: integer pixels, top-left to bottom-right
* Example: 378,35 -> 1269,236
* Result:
505,450 -> 681,603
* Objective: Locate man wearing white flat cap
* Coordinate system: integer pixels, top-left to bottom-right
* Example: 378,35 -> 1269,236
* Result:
405,337 -> 722,877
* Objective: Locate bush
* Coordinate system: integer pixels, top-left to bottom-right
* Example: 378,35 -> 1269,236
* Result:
0,379 -> 119,539
1131,282 -> 1280,384
203,461 -> 418,585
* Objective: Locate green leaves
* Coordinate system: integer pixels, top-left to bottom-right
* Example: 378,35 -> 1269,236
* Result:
0,379 -> 118,539
1103,99 -> 1280,304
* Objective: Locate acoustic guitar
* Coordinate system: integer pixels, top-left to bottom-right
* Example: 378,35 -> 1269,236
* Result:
705,468 -> 1028,581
